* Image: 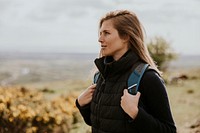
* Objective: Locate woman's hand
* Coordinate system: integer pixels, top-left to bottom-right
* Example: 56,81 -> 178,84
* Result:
78,84 -> 96,107
120,89 -> 141,119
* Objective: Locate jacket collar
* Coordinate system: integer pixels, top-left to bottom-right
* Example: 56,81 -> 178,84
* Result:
94,50 -> 140,78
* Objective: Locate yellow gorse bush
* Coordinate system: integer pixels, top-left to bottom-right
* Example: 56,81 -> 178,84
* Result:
0,87 -> 80,133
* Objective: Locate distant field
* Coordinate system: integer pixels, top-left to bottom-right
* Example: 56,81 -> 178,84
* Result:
0,53 -> 97,86
0,53 -> 199,86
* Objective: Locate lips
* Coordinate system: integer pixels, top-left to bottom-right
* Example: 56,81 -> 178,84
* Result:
101,45 -> 107,48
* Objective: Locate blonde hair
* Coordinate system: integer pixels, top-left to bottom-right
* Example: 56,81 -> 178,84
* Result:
99,10 -> 160,74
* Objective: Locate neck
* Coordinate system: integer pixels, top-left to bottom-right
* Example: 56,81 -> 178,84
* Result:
113,49 -> 129,61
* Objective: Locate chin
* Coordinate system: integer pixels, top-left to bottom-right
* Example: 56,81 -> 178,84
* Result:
101,50 -> 113,57
102,52 -> 111,57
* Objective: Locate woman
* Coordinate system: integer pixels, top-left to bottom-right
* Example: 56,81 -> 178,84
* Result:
76,10 -> 176,133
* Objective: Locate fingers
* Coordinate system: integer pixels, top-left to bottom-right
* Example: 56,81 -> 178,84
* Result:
88,84 -> 96,94
120,90 -> 141,118
90,84 -> 96,90
78,84 -> 97,107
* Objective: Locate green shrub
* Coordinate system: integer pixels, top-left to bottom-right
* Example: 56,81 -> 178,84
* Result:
147,36 -> 177,71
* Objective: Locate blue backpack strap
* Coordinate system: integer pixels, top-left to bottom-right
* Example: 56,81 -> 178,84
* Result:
93,71 -> 100,84
128,63 -> 149,95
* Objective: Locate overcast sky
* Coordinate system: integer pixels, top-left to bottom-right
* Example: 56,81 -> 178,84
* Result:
0,0 -> 199,55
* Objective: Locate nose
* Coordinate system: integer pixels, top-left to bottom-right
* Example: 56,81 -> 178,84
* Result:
98,34 -> 103,43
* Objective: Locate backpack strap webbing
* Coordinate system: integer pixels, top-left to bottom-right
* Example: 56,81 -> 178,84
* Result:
93,71 -> 100,84
93,63 -> 149,94
128,63 -> 149,94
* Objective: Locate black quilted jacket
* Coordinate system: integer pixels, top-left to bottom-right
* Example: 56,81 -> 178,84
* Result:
76,50 -> 176,133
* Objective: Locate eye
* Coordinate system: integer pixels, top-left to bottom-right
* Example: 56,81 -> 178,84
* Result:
104,31 -> 110,35
99,30 -> 110,36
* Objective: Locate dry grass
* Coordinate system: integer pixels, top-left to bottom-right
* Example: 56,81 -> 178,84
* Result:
165,68 -> 200,133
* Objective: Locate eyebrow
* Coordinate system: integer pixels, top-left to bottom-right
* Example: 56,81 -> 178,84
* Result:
99,29 -> 110,34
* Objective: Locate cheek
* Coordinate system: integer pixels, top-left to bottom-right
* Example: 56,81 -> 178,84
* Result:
107,37 -> 117,46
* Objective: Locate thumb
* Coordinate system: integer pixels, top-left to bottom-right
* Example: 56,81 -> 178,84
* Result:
91,84 -> 97,89
123,89 -> 128,95
92,84 -> 97,87
136,92 -> 141,98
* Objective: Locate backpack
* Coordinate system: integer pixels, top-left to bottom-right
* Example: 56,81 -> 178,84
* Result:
93,63 -> 149,95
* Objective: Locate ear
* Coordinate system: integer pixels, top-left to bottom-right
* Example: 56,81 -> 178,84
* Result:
122,35 -> 130,43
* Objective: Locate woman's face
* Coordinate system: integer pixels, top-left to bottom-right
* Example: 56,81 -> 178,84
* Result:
98,20 -> 128,61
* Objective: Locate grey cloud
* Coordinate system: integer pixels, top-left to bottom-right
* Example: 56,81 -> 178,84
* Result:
0,0 -> 13,12
0,0 -> 199,54
25,0 -> 108,22
136,0 -> 200,25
